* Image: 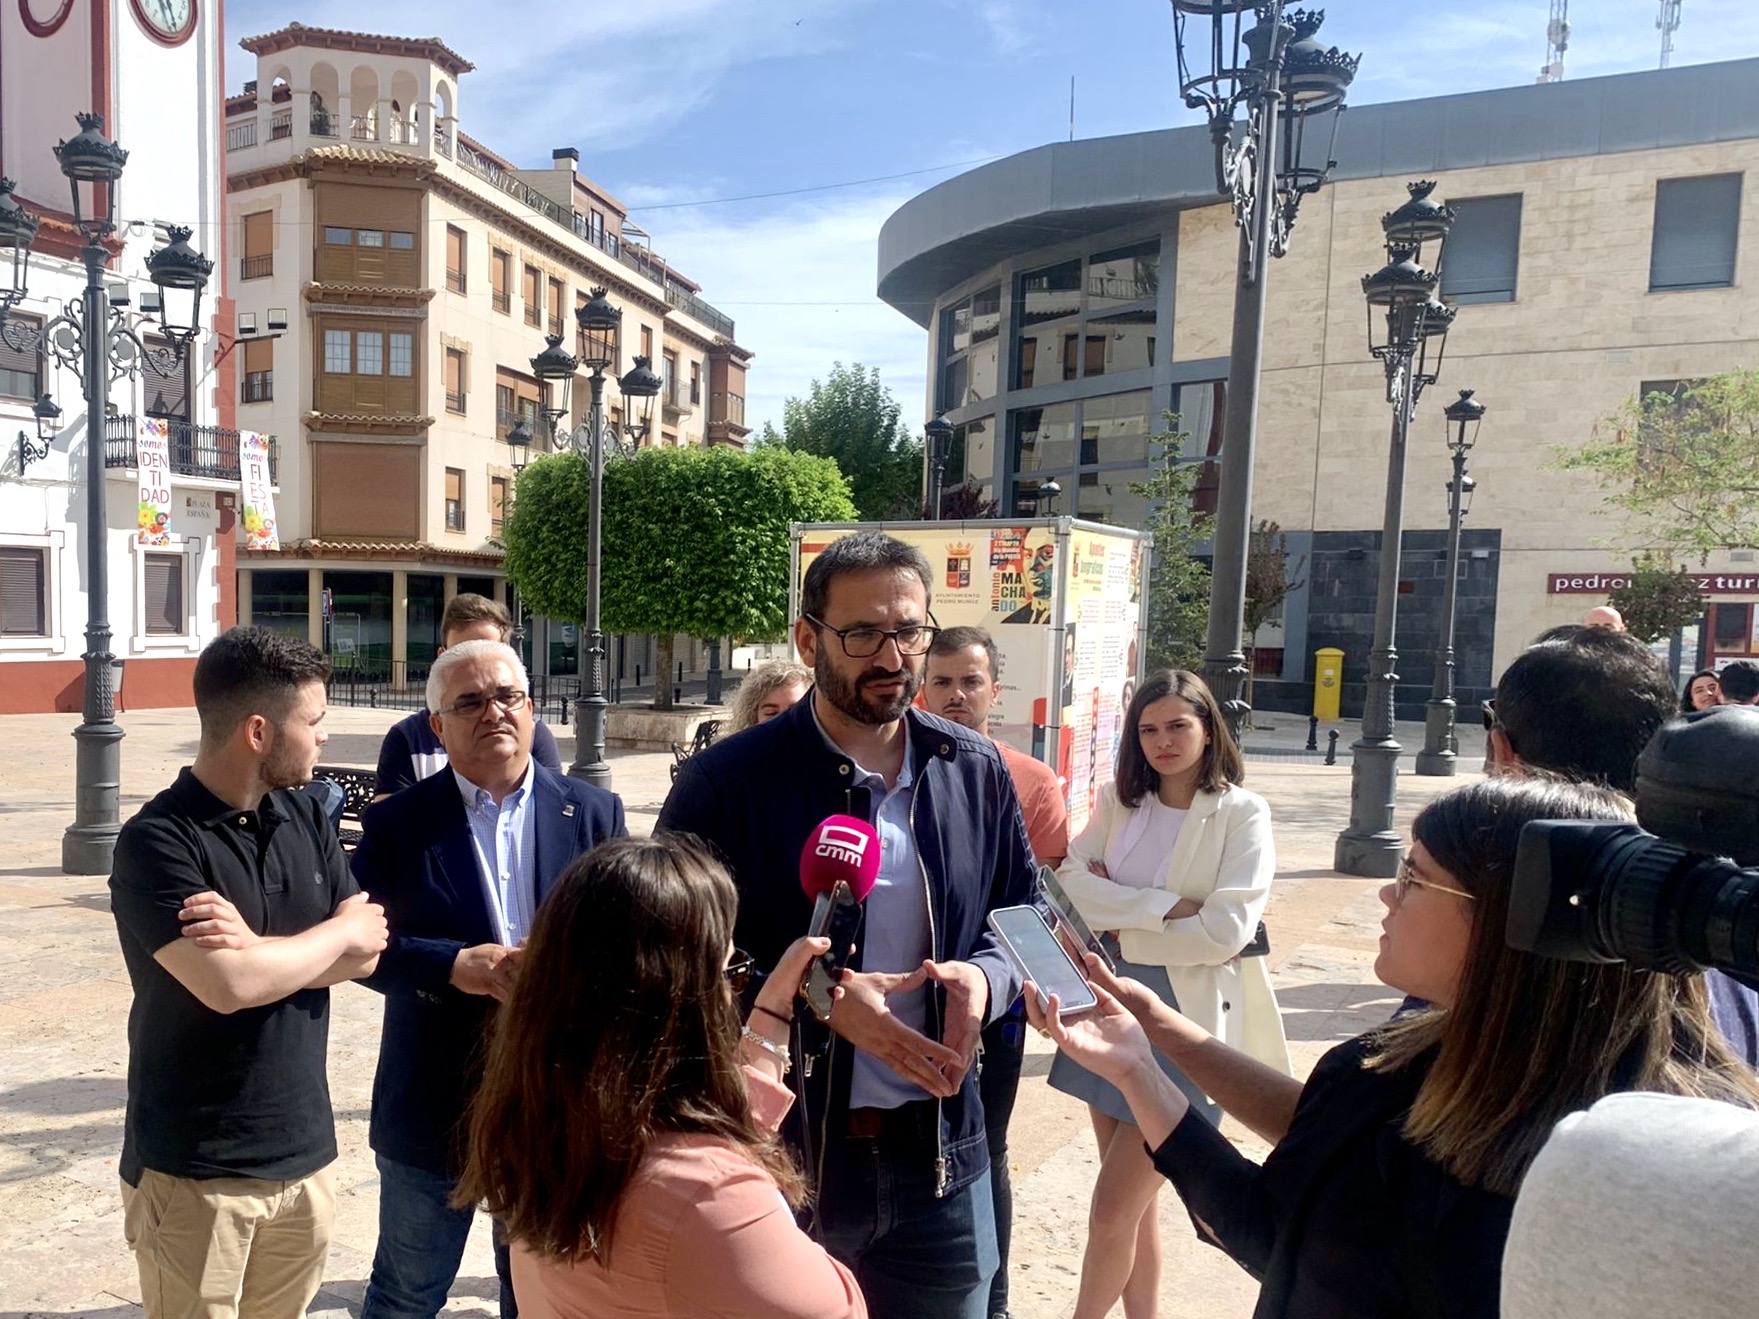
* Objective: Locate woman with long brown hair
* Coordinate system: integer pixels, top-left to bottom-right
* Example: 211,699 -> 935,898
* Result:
1050,668 -> 1290,1319
1031,776 -> 1759,1319
454,834 -> 865,1319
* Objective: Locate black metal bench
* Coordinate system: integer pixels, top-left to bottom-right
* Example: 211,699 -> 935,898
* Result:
312,765 -> 379,852
670,719 -> 722,782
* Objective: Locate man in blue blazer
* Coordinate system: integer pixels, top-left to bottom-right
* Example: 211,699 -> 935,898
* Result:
352,639 -> 625,1319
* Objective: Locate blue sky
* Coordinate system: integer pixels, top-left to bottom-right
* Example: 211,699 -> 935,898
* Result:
224,0 -> 1759,434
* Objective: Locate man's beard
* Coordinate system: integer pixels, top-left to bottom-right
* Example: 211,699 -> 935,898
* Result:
261,728 -> 313,791
815,653 -> 920,726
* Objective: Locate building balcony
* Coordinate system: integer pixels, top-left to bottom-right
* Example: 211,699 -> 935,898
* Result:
662,378 -> 695,418
241,372 -> 273,404
709,390 -> 745,429
104,416 -> 278,484
240,254 -> 273,280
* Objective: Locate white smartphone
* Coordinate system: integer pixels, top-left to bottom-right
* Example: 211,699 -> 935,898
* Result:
987,904 -> 1100,1017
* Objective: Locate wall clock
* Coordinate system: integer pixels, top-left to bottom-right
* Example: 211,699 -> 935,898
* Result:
19,0 -> 76,37
131,0 -> 196,46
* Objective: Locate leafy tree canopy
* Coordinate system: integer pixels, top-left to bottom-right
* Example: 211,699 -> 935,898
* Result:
1607,555 -> 1708,644
756,361 -> 923,520
503,444 -> 856,646
1555,370 -> 1759,560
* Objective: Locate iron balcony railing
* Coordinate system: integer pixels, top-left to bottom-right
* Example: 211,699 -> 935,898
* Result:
269,108 -> 292,141
104,416 -> 279,484
240,253 -> 273,280
241,372 -> 273,404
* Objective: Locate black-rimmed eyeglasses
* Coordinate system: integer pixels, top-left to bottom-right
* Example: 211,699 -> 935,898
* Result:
439,686 -> 528,719
805,614 -> 940,658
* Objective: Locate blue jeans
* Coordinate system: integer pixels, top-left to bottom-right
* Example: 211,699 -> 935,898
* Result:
360,1154 -> 516,1319
979,1014 -> 1027,1319
814,1104 -> 999,1319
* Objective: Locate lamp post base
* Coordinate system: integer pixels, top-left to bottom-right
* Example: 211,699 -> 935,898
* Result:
1413,698 -> 1458,777
1334,737 -> 1404,878
568,694 -> 612,792
62,717 -> 124,875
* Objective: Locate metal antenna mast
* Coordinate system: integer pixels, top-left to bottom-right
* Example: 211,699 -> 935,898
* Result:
1538,0 -> 1570,82
1658,0 -> 1683,69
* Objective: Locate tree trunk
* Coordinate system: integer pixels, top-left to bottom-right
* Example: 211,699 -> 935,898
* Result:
653,633 -> 676,710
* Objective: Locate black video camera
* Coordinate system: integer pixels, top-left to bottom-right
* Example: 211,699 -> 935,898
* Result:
1507,706 -> 1759,978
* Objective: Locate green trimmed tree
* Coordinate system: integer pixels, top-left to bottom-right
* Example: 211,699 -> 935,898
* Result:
1555,370 -> 1759,559
503,445 -> 856,709
1606,556 -> 1708,644
1131,422 -> 1213,673
756,362 -> 923,520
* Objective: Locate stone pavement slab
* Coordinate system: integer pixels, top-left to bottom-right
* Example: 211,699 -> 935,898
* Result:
0,707 -> 1477,1318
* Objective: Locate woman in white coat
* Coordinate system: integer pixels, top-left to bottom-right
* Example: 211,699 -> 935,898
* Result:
1050,668 -> 1291,1319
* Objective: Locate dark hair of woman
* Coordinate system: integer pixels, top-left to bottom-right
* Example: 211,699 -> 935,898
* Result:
454,834 -> 805,1264
1114,668 -> 1244,808
1681,668 -> 1721,714
1367,776 -> 1759,1196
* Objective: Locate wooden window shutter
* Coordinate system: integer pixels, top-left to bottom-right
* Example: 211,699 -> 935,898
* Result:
0,547 -> 46,636
243,211 -> 273,259
243,337 -> 273,374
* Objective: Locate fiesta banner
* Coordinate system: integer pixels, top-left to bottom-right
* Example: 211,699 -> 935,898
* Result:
239,431 -> 279,550
135,417 -> 173,545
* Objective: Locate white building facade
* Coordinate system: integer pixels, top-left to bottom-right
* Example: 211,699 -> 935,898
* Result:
0,0 -> 235,713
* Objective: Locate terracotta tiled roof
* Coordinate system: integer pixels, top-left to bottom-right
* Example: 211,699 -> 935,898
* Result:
238,23 -> 474,77
300,144 -> 438,172
247,538 -> 504,566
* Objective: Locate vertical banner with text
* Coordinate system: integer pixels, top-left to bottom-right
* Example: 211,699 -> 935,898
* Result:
135,417 -> 173,545
239,431 -> 279,550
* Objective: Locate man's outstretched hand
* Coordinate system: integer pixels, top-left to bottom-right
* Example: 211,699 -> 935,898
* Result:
829,967 -> 963,1098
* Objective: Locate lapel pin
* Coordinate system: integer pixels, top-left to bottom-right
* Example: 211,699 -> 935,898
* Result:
562,804 -> 576,817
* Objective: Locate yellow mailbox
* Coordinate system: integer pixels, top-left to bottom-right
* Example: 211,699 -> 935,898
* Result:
1313,647 -> 1344,721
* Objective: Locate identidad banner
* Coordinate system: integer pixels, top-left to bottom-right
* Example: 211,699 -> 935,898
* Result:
135,417 -> 173,545
239,432 -> 279,551
794,521 -> 1148,836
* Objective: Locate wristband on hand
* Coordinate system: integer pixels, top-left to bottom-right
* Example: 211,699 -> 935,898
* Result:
752,1003 -> 793,1028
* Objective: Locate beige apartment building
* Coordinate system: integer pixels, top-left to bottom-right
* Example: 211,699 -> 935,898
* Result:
223,23 -> 753,683
879,57 -> 1759,717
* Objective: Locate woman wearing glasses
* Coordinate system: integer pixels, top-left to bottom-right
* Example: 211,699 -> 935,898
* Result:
1049,669 -> 1290,1319
1030,777 -> 1759,1319
455,834 -> 867,1318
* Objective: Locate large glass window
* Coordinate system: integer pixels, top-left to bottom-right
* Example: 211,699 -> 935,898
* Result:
323,329 -> 351,374
356,331 -> 384,376
1011,402 -> 1078,476
405,573 -> 446,681
250,570 -> 309,643
389,332 -> 414,378
938,285 -> 1001,412
1172,380 -> 1226,515
323,570 -> 394,678
1013,260 -> 1082,389
1012,240 -> 1160,389
1009,391 -> 1157,528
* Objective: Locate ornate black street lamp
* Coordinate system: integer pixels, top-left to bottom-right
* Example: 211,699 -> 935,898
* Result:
0,113 -> 211,874
1170,1 -> 1359,737
518,290 -> 670,783
1335,182 -> 1457,877
924,416 -> 953,519
1415,390 -> 1484,776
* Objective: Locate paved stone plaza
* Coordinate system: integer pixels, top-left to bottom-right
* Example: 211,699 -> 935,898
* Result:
0,705 -> 1481,1318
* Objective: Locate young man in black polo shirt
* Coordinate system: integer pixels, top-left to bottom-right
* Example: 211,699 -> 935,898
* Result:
109,627 -> 389,1319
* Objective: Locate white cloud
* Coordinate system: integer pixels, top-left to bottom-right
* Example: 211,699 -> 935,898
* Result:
635,187 -> 932,437
228,0 -> 873,149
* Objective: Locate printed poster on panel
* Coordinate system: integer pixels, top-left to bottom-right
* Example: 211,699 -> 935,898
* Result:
795,524 -> 1057,763
135,417 -> 173,545
1058,528 -> 1148,838
239,431 -> 279,551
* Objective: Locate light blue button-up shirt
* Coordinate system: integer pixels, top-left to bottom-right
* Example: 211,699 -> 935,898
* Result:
810,702 -> 934,1109
454,760 -> 538,946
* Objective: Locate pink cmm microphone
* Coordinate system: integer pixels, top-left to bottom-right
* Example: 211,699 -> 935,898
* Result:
799,815 -> 880,1022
